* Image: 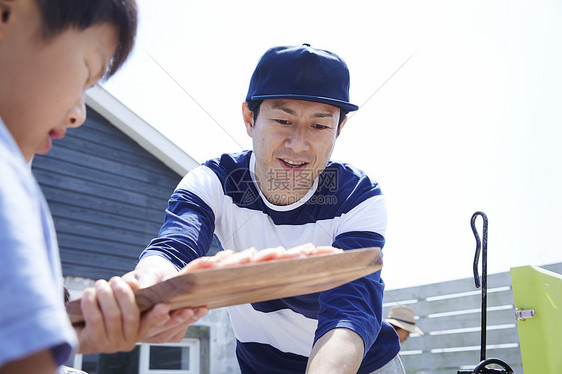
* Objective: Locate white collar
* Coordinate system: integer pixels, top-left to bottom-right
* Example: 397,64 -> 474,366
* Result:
249,152 -> 319,212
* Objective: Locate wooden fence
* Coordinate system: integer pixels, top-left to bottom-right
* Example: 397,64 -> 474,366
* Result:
382,262 -> 562,374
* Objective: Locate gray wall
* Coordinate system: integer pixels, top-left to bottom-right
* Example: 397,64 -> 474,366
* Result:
34,106 -> 235,373
383,262 -> 562,374
32,107 -> 182,279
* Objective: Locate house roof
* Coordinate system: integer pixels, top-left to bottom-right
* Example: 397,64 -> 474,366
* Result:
86,85 -> 200,176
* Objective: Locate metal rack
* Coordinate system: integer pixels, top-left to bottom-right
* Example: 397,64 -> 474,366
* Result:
457,211 -> 515,374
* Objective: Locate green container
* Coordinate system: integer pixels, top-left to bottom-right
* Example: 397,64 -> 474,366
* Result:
510,265 -> 562,374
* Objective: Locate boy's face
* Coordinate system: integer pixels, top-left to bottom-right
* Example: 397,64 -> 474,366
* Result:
243,99 -> 346,206
0,0 -> 118,162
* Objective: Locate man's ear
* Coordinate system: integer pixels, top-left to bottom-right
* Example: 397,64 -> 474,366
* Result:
336,116 -> 348,137
242,102 -> 254,137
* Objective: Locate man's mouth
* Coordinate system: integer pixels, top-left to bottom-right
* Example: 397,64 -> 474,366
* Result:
280,158 -> 307,168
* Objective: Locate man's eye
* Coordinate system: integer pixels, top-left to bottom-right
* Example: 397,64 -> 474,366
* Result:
313,124 -> 329,129
276,119 -> 291,125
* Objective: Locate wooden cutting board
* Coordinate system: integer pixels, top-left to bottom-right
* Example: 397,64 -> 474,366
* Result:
67,247 -> 382,325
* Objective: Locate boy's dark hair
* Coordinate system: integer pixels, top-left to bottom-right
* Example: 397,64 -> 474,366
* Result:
246,100 -> 348,130
34,0 -> 138,79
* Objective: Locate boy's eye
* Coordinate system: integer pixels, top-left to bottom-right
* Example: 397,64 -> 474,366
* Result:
85,60 -> 106,88
85,65 -> 94,88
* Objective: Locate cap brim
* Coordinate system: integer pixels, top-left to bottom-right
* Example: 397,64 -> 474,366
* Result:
249,94 -> 359,112
387,318 -> 425,336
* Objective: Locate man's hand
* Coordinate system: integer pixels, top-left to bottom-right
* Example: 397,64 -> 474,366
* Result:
305,328 -> 365,374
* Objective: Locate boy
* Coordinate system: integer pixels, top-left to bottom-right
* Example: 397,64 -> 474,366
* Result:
0,1 -> 205,373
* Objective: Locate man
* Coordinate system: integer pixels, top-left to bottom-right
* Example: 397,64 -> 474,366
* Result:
128,44 -> 403,373
386,306 -> 424,344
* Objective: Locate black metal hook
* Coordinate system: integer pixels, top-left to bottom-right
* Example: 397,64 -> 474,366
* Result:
471,211 -> 488,289
471,211 -> 488,362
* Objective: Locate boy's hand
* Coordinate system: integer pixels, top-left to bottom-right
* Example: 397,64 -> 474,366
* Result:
74,273 -> 208,354
75,276 -> 142,354
121,256 -> 209,345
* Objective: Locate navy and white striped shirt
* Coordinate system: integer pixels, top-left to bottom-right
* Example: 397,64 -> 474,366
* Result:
142,150 -> 400,373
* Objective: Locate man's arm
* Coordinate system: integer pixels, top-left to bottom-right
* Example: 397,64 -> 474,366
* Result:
100,166 -> 218,346
307,178 -> 387,372
126,254 -> 180,288
306,328 -> 364,374
0,349 -> 57,374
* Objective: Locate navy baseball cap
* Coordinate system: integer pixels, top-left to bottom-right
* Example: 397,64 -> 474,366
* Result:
246,44 -> 359,112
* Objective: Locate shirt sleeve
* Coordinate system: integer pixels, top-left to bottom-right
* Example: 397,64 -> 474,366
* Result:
314,192 -> 387,355
0,155 -> 76,368
140,165 -> 222,269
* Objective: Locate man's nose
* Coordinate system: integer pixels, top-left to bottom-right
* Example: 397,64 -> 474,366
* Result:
285,127 -> 309,152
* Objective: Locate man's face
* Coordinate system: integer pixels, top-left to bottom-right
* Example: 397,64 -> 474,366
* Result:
243,99 -> 346,205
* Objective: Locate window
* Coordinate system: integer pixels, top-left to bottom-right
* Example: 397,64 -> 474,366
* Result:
66,339 -> 200,374
139,340 -> 200,374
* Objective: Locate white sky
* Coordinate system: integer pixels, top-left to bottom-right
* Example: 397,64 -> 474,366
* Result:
101,0 -> 562,290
